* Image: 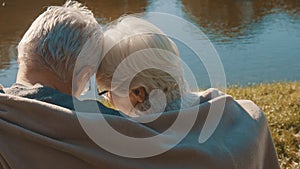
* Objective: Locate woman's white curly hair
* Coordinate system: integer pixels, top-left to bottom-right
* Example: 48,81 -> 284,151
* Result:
97,16 -> 198,115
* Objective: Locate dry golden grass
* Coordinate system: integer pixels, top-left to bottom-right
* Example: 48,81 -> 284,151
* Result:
226,81 -> 300,169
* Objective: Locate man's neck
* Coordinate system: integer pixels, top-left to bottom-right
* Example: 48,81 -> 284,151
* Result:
16,65 -> 72,95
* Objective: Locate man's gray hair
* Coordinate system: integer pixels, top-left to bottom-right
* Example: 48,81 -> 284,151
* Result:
18,0 -> 103,81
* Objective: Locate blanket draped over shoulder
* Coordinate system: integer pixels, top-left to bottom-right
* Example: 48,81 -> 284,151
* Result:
0,88 -> 279,169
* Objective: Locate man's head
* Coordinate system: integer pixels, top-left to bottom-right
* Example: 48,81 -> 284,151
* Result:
17,0 -> 103,97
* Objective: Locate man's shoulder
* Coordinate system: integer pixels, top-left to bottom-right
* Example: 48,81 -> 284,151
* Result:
20,84 -> 97,113
2,83 -> 75,109
2,83 -> 121,116
3,83 -> 38,97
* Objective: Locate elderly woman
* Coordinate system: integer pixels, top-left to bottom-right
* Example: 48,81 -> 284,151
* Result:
94,16 -> 280,169
96,16 -> 200,117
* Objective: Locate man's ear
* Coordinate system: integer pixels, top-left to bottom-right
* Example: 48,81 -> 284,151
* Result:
132,86 -> 146,103
73,66 -> 93,97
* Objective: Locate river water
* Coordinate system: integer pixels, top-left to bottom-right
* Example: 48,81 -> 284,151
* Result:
0,0 -> 299,88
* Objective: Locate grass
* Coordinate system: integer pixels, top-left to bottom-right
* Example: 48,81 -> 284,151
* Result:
226,81 -> 300,169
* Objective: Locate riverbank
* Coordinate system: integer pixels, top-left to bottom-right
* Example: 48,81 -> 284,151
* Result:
226,81 -> 300,169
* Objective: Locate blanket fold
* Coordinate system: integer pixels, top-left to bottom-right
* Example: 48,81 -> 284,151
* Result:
0,89 -> 279,169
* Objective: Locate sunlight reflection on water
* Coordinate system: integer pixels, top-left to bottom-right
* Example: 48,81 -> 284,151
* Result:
0,0 -> 299,87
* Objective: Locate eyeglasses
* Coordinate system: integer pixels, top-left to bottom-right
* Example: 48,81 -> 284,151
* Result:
98,90 -> 108,96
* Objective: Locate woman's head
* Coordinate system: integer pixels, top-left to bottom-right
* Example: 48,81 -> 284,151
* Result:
96,16 -> 190,116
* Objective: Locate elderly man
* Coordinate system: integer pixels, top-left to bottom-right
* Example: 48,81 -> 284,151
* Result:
0,1 -> 119,115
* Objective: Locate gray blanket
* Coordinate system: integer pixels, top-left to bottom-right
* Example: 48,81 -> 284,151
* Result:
0,88 -> 279,169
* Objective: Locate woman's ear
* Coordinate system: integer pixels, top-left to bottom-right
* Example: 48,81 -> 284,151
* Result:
131,86 -> 146,103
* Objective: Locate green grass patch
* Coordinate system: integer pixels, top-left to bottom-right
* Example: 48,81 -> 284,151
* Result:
226,81 -> 300,169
